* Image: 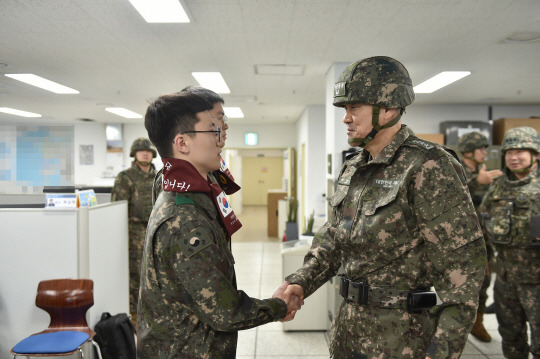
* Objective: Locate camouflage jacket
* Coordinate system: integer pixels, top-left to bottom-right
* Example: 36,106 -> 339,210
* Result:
111,161 -> 156,223
285,126 -> 486,359
479,165 -> 540,283
137,190 -> 287,358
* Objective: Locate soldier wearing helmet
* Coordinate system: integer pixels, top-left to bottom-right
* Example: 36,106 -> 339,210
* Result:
457,131 -> 502,342
479,126 -> 540,359
111,137 -> 157,323
279,56 -> 486,358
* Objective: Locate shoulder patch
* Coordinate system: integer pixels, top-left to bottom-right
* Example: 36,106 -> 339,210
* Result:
405,137 -> 435,151
176,194 -> 195,206
179,234 -> 211,257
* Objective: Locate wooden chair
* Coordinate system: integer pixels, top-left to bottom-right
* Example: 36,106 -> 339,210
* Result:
11,279 -> 102,358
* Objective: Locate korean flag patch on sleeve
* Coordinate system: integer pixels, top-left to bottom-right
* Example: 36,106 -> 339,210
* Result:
217,192 -> 233,217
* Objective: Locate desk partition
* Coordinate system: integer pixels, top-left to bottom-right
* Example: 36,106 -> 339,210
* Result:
0,202 -> 129,359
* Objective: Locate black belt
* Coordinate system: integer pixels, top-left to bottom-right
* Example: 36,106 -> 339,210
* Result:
339,275 -> 437,312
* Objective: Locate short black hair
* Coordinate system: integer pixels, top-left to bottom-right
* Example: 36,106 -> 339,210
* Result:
144,92 -> 213,158
181,86 -> 224,105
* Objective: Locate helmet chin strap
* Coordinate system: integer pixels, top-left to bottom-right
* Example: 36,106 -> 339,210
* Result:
348,106 -> 403,147
136,160 -> 152,167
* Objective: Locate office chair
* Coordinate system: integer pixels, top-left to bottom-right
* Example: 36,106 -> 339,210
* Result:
11,278 -> 103,359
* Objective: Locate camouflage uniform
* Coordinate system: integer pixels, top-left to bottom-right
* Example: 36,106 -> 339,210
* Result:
286,127 -> 486,358
462,164 -> 493,313
111,139 -> 157,314
479,127 -> 540,359
137,189 -> 287,358
286,56 -> 486,359
458,131 -> 493,314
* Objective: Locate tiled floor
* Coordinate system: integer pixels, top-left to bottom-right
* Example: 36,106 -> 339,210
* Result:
231,206 -> 513,358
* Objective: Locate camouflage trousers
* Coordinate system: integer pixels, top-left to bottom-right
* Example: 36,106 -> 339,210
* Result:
329,301 -> 433,358
129,221 -> 147,314
494,276 -> 540,359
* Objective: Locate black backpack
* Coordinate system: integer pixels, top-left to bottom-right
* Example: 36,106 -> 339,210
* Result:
94,312 -> 136,359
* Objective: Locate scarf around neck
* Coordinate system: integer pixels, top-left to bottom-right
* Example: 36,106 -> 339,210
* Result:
161,157 -> 242,239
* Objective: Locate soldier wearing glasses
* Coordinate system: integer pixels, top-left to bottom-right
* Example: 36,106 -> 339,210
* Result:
137,92 -> 300,358
152,86 -> 239,205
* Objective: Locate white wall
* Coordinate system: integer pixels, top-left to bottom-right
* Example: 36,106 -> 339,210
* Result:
225,123 -> 297,149
296,105 -> 326,229
405,105 -> 489,133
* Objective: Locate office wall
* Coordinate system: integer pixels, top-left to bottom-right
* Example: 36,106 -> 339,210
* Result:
72,122 -> 297,186
2,104 -> 539,192
296,105 -> 326,229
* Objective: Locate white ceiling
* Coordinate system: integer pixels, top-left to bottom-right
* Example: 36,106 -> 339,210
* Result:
1,0 -> 540,126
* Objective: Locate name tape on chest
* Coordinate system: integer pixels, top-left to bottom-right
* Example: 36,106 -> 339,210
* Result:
372,178 -> 399,188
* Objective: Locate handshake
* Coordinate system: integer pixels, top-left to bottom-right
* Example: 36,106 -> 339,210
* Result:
272,281 -> 305,322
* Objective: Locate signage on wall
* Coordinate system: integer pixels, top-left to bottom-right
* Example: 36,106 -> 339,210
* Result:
245,132 -> 258,146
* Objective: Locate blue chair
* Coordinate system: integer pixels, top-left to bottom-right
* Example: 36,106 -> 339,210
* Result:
11,279 -> 102,359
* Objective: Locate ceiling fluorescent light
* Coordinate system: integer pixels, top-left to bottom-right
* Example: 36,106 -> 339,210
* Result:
5,74 -> 79,94
414,71 -> 471,94
192,72 -> 230,94
128,0 -> 189,23
224,107 -> 244,118
105,107 -> 142,119
0,107 -> 42,117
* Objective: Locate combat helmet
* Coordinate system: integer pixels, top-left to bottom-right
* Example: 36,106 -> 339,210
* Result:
333,56 -> 415,147
457,131 -> 490,153
501,127 -> 540,153
130,137 -> 157,158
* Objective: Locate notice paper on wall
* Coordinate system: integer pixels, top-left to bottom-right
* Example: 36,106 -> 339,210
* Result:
77,189 -> 98,208
45,193 -> 77,208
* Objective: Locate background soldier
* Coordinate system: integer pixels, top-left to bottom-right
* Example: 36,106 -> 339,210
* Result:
279,56 -> 487,358
111,137 -> 157,323
457,131 -> 502,342
479,126 -> 540,359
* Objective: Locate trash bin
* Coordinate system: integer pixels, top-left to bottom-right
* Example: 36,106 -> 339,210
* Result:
281,238 -> 328,331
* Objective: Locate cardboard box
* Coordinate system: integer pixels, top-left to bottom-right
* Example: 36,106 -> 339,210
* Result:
416,133 -> 445,145
493,118 -> 540,145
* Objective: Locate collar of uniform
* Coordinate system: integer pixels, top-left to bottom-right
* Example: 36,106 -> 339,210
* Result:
360,125 -> 408,166
503,167 -> 536,186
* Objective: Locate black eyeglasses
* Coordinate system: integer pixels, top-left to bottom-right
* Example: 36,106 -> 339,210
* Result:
218,115 -> 228,126
182,126 -> 221,143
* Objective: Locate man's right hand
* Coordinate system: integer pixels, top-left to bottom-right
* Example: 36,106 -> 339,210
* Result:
476,164 -> 503,185
273,281 -> 305,321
